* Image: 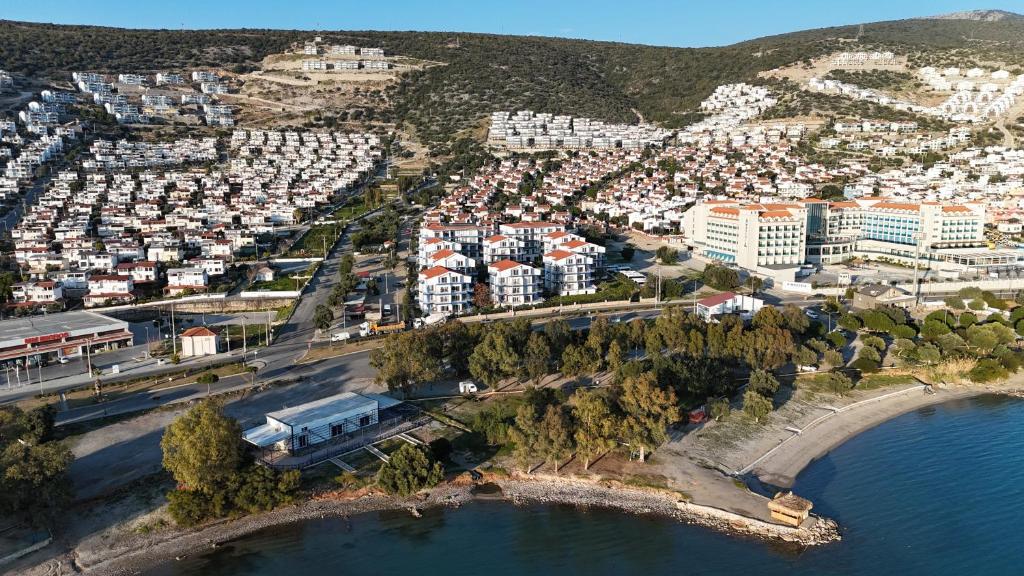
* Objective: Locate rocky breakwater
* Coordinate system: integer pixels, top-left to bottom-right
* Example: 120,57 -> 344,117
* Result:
495,474 -> 840,546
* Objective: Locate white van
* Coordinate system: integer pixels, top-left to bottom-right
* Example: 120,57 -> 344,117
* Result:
331,332 -> 351,342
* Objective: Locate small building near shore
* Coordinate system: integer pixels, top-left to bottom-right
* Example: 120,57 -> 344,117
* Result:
242,392 -> 402,454
180,326 -> 222,357
768,492 -> 813,527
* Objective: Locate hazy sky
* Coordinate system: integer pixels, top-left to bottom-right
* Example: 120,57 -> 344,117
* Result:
6,0 -> 1024,47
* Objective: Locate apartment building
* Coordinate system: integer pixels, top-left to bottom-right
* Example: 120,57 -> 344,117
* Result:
499,221 -> 566,261
166,267 -> 209,295
85,275 -> 135,307
426,249 -> 476,276
482,234 -> 525,265
417,237 -> 463,269
488,260 -> 543,307
684,200 -> 807,280
114,261 -> 158,283
11,281 -> 63,306
419,224 -> 490,260
418,266 -> 474,315
543,249 -> 596,296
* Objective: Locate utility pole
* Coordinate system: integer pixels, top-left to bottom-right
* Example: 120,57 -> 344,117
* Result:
170,303 -> 178,356
37,355 -> 43,396
242,322 -> 248,357
911,232 -> 924,305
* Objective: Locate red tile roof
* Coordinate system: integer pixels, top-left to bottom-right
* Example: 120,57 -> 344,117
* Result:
698,291 -> 737,308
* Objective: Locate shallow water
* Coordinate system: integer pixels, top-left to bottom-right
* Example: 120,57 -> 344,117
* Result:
148,394 -> 1024,576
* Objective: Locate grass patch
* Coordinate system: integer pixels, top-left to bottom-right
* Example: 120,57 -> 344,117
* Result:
856,373 -> 915,391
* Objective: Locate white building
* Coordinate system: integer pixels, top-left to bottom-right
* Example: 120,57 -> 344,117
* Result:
418,266 -> 474,315
543,249 -> 595,296
488,260 -> 543,307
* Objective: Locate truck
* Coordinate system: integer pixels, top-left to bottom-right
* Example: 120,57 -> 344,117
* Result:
358,321 -> 405,337
414,312 -> 448,329
330,331 -> 351,343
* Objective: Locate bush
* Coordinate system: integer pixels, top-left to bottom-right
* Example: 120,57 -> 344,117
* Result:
968,299 -> 986,311
707,397 -> 731,421
747,370 -> 780,398
958,312 -> 977,328
702,264 -> 739,291
858,346 -> 881,363
820,372 -> 854,395
166,489 -> 217,527
943,296 -> 966,310
196,373 -> 219,385
850,357 -> 880,373
891,324 -> 916,339
861,335 -> 885,350
969,358 -> 1009,383
824,349 -> 845,368
377,444 -> 444,496
827,331 -> 847,349
742,390 -> 773,423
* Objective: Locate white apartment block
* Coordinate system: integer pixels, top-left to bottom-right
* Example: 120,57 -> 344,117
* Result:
488,260 -> 543,307
426,249 -> 476,276
166,267 -> 209,295
543,249 -> 595,296
418,266 -> 474,315
85,275 -> 135,307
417,237 -> 463,269
684,201 -> 807,280
482,234 -> 525,264
499,221 -> 566,261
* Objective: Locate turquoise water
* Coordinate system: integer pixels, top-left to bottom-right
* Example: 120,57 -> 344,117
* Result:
149,395 -> 1024,576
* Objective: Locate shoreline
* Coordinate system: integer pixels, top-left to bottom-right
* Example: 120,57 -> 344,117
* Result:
748,384 -> 1021,488
66,474 -> 838,576
24,382 -> 1024,575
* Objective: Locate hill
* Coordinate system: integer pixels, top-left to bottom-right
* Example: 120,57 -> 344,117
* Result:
4,15 -> 1024,151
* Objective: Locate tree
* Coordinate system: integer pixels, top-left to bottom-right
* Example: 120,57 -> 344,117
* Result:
472,282 -> 492,309
161,401 -> 243,494
742,390 -> 773,423
747,370 -> 780,397
618,373 -> 680,462
544,319 -> 573,358
524,332 -> 552,385
572,390 -> 617,470
469,331 -> 521,387
538,405 -> 574,473
606,339 -> 625,373
752,306 -> 785,330
702,264 -> 739,290
794,346 -> 818,367
508,403 -> 542,473
708,397 -> 731,421
655,246 -> 678,265
313,304 -> 334,332
371,331 -> 443,396
620,244 -> 635,262
376,444 -> 444,496
560,343 -> 598,376
824,349 -> 845,368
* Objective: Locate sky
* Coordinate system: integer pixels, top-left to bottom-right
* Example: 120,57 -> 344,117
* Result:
6,0 -> 1024,47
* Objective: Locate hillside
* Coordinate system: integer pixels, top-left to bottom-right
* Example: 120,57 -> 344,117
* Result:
4,15 -> 1024,151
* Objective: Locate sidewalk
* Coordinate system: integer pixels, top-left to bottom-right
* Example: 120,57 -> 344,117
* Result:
0,348 -> 251,403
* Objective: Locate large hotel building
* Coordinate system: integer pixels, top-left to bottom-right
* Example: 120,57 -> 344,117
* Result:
684,198 -> 1018,281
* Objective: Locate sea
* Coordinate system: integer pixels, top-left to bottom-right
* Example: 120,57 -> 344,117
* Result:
147,394 -> 1024,576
